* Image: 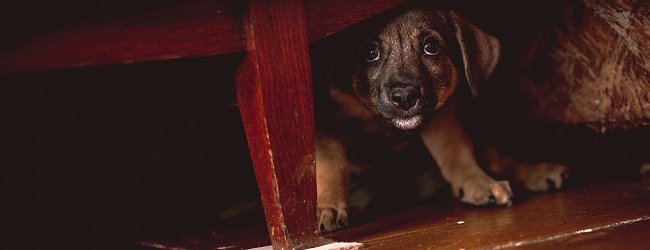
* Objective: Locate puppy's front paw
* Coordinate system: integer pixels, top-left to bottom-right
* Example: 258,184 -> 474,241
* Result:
454,174 -> 512,206
317,206 -> 348,233
520,163 -> 569,192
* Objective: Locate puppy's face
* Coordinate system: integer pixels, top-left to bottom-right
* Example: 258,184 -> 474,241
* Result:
351,9 -> 499,131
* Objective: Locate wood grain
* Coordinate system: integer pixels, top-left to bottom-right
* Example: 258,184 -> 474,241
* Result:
135,178 -> 650,249
0,0 -> 406,74
330,180 -> 650,249
0,1 -> 245,74
526,217 -> 650,250
235,0 -> 318,249
304,0 -> 406,42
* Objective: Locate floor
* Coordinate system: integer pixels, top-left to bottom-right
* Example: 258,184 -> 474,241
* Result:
138,176 -> 650,249
329,178 -> 650,249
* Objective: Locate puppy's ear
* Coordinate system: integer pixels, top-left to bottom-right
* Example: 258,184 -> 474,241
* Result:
449,11 -> 500,97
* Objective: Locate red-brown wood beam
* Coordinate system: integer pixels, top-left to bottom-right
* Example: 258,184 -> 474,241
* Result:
0,1 -> 245,74
305,0 -> 406,41
0,0 -> 405,74
235,0 -> 318,249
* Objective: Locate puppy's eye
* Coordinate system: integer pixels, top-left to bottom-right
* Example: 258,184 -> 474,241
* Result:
423,37 -> 440,56
362,43 -> 381,63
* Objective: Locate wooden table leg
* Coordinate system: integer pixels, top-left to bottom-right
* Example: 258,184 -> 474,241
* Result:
235,0 -> 318,249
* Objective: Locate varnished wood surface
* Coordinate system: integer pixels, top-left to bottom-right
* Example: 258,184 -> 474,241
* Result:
136,178 -> 650,249
330,179 -> 650,249
304,0 -> 406,42
0,1 -> 244,74
0,0 -> 405,74
235,0 -> 318,249
526,219 -> 650,250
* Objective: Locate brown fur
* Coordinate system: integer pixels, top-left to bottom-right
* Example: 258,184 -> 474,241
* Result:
315,8 -> 512,232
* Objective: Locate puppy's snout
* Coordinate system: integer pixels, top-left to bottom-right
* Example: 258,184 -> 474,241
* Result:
390,86 -> 420,111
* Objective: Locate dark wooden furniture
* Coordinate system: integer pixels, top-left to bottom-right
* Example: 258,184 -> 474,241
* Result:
0,1 -> 405,248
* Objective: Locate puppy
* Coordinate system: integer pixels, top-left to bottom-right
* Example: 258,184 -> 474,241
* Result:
315,8 -> 512,232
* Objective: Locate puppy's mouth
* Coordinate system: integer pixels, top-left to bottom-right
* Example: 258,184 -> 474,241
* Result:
390,115 -> 423,130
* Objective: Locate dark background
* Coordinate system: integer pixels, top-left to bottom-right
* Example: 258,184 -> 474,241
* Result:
1,53 -> 266,249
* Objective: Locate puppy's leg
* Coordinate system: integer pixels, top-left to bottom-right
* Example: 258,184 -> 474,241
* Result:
421,102 -> 512,205
316,137 -> 349,232
486,147 -> 569,192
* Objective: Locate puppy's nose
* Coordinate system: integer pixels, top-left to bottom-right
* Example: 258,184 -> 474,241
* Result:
390,86 -> 420,111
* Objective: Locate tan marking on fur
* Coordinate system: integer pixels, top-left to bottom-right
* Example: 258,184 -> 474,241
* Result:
435,66 -> 458,109
421,100 -> 512,205
316,137 -> 349,232
486,147 -> 569,192
330,88 -> 375,122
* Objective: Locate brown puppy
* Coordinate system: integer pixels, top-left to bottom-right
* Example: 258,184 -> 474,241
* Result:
316,8 -> 510,232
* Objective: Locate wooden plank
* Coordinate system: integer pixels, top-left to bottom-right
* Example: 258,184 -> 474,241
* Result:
328,180 -> 650,249
526,218 -> 650,250
0,0 -> 406,74
304,0 -> 406,42
235,0 -> 318,249
132,179 -> 650,249
0,1 -> 245,74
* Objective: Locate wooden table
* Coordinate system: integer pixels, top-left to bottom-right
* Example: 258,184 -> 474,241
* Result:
0,1 -> 406,249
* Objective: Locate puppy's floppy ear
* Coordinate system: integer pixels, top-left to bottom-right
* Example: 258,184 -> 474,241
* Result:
449,11 -> 500,97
